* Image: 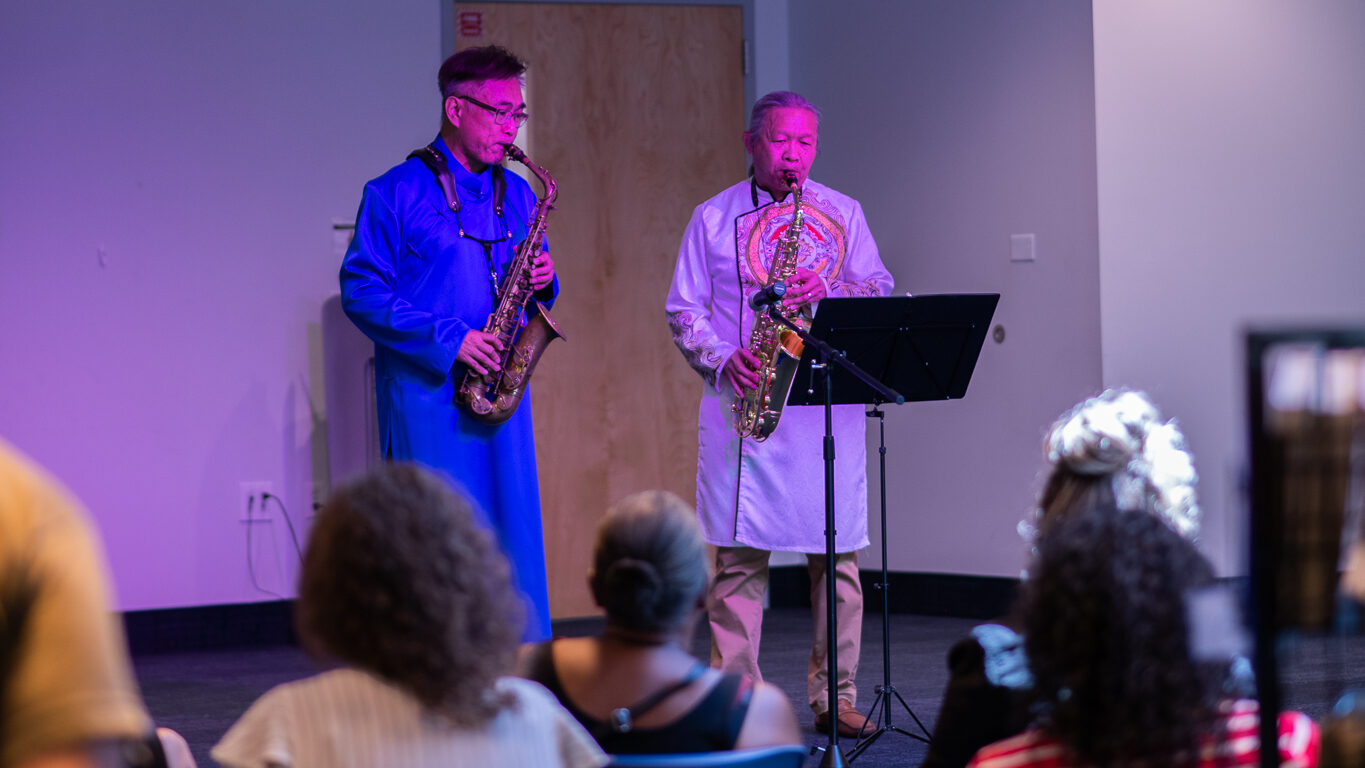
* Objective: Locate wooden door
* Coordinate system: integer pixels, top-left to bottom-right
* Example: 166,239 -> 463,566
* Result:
455,3 -> 746,618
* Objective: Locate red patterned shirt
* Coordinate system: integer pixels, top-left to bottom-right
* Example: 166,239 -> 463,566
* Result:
967,700 -> 1319,768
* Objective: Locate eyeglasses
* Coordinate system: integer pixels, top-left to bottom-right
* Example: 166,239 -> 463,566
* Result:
458,94 -> 529,128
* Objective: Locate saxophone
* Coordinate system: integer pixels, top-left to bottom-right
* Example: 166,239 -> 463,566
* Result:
734,172 -> 806,441
456,145 -> 564,424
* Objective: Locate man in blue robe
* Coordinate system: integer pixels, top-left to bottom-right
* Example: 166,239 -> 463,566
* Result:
339,46 -> 556,640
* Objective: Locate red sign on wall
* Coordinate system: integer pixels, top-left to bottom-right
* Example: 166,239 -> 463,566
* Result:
458,11 -> 483,38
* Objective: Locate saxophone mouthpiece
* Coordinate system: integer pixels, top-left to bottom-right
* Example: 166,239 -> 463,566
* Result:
783,171 -> 799,189
504,144 -> 527,163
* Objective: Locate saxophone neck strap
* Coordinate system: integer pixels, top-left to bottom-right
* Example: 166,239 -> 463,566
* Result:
749,172 -> 794,210
494,163 -> 506,216
407,144 -> 507,217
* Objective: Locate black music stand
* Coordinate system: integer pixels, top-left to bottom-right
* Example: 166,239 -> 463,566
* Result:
783,293 -> 999,765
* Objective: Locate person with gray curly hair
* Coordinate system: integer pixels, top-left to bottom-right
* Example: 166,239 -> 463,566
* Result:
921,389 -> 1206,768
1023,388 -> 1201,545
518,490 -> 801,754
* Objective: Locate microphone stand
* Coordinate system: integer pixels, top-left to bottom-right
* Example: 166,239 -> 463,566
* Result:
760,301 -> 901,768
847,403 -> 932,760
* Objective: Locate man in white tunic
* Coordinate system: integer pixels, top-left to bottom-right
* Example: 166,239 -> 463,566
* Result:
665,91 -> 894,737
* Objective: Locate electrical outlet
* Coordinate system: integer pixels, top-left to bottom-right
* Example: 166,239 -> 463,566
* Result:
238,481 -> 275,523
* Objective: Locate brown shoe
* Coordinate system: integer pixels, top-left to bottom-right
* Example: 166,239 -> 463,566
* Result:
814,700 -> 869,738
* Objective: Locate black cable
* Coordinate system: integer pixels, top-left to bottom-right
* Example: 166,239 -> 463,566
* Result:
245,495 -> 285,600
263,493 -> 304,560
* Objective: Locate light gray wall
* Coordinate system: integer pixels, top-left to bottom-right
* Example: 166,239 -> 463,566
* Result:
787,1 -> 1103,576
1095,0 -> 1365,574
751,0 -> 791,101
0,0 -> 442,609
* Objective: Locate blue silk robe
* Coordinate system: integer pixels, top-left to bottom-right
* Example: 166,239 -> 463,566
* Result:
339,136 -> 555,640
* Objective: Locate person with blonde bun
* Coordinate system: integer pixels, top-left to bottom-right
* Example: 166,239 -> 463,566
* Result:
519,490 -> 801,754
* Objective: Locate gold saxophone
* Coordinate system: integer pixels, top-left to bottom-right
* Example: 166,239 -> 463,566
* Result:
456,145 -> 564,424
734,172 -> 806,441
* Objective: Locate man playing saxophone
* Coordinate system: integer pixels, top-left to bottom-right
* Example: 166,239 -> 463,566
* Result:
666,91 -> 894,737
340,45 -> 556,641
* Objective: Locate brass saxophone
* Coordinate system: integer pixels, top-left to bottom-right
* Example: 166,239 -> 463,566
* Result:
456,145 -> 564,424
734,172 -> 806,441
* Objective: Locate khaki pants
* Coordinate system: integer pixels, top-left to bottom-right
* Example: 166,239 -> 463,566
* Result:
706,545 -> 862,715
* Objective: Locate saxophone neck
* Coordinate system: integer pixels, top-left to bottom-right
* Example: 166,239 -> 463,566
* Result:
504,144 -> 558,206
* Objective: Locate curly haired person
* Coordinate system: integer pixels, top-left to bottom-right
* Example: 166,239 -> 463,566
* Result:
212,464 -> 606,768
970,498 -> 1318,767
925,390 -> 1318,768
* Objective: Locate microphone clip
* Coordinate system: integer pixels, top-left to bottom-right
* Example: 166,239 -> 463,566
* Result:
749,282 -> 787,311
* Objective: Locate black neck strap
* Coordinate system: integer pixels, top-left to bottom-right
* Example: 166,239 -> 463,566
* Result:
605,661 -> 708,735
407,144 -> 506,217
409,144 -> 512,301
750,173 -> 783,209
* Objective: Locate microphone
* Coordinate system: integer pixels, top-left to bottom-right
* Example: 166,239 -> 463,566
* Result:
749,282 -> 787,310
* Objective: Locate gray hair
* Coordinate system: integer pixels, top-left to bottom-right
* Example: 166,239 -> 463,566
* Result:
589,490 -> 707,633
746,90 -> 821,138
1021,389 -> 1201,544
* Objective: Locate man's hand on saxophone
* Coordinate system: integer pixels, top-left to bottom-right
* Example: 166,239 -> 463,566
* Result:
457,330 -> 505,376
723,348 -> 763,397
781,267 -> 826,312
529,250 -> 555,291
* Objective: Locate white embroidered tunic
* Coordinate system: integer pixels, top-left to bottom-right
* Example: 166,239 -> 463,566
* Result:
666,178 -> 893,553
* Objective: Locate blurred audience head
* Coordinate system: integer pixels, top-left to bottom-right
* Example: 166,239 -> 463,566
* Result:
1022,389 -> 1200,546
1023,500 -> 1223,767
589,490 -> 707,635
296,463 -> 522,725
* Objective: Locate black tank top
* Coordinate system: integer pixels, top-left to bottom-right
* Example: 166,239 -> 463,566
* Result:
522,640 -> 754,753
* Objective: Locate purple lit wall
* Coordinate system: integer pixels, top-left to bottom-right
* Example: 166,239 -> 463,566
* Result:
0,1 -> 441,609
0,0 -> 783,612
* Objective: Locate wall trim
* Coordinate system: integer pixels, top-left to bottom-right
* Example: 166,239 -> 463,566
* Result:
770,566 -> 1019,620
123,601 -> 296,656
123,569 -> 1019,654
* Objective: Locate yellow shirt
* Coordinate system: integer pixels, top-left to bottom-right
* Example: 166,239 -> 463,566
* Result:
0,438 -> 150,765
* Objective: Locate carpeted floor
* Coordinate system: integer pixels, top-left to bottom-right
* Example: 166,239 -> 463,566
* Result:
134,608 -> 970,767
133,607 -> 1364,767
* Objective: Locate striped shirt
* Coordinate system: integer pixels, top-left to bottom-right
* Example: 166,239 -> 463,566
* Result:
212,669 -> 608,768
967,700 -> 1319,768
